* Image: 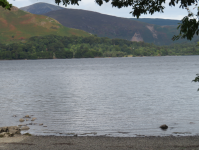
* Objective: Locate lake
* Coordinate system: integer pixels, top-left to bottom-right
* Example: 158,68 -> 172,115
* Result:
0,56 -> 199,137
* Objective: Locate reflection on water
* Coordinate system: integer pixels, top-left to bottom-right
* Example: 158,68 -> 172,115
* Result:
0,56 -> 199,137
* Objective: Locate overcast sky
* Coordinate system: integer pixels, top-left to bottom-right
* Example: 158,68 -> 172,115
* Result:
8,0 -> 192,20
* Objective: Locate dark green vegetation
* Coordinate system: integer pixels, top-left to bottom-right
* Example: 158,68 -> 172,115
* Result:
1,35 -> 199,60
193,74 -> 199,91
0,0 -> 12,10
0,6 -> 90,43
23,133 -> 32,136
130,18 -> 180,26
20,2 -> 64,14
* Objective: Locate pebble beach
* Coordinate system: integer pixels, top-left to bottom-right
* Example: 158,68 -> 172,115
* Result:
1,135 -> 199,150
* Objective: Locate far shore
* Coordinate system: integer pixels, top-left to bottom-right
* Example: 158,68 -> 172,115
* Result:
1,134 -> 199,150
0,55 -> 198,61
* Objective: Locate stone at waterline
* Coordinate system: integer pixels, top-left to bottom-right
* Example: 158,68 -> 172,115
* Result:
19,118 -> 25,122
31,118 -> 36,121
0,126 -> 21,132
21,126 -> 30,130
0,126 -> 21,137
8,126 -> 21,134
160,124 -> 168,130
24,115 -> 31,118
0,127 -> 8,132
0,132 -> 12,137
0,132 -> 7,137
39,124 -> 43,126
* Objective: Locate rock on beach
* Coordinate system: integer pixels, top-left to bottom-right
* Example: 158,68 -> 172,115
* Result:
160,124 -> 168,130
24,115 -> 31,118
21,126 -> 30,130
8,126 -> 21,134
31,118 -> 36,121
19,118 -> 25,122
0,126 -> 21,137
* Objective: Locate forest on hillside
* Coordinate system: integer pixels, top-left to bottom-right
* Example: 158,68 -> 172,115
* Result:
0,35 -> 199,60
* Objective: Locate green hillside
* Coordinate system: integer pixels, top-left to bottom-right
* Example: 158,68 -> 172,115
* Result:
0,6 -> 90,43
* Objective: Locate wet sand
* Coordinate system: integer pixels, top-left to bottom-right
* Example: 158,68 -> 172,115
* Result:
1,135 -> 199,150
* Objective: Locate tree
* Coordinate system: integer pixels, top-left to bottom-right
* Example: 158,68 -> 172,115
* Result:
0,0 -> 12,10
193,74 -> 199,91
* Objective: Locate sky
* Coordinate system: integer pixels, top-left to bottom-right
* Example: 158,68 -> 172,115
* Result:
8,0 -> 193,20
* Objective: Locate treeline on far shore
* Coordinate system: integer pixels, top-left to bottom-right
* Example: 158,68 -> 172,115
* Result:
0,35 -> 199,60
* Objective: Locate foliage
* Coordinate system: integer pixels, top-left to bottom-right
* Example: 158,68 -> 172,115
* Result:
0,35 -> 199,60
0,135 -> 4,138
192,74 -> 199,91
193,74 -> 199,82
23,133 -> 32,136
0,0 -> 12,10
172,5 -> 199,41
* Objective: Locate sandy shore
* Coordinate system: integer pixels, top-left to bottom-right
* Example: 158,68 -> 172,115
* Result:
1,135 -> 199,150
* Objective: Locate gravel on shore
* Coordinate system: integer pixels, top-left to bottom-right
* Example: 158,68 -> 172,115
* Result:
1,135 -> 199,150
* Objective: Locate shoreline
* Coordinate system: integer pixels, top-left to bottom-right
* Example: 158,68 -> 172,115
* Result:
1,134 -> 199,150
0,55 -> 199,61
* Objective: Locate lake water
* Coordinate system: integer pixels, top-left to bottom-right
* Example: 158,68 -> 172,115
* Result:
0,56 -> 199,137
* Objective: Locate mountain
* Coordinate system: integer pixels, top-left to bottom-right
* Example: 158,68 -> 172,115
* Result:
0,6 -> 90,42
20,3 -> 180,27
20,3 -> 198,45
43,8 -> 194,45
20,2 -> 64,14
130,18 -> 180,26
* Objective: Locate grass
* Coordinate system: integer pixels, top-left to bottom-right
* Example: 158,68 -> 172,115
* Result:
0,135 -> 4,138
23,133 -> 32,136
0,7 -> 91,43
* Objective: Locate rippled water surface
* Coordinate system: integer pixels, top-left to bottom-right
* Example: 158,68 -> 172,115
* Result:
1,56 -> 199,137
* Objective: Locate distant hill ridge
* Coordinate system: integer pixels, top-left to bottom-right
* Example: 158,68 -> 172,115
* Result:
20,2 -> 64,14
130,18 -> 180,26
0,6 -> 90,42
